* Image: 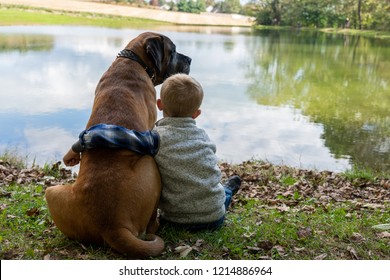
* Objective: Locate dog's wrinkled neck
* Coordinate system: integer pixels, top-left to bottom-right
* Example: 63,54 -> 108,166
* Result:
117,49 -> 156,82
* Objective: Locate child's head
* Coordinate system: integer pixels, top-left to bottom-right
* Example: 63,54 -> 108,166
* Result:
158,74 -> 203,118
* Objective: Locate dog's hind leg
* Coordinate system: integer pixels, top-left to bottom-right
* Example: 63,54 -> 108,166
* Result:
45,184 -> 84,240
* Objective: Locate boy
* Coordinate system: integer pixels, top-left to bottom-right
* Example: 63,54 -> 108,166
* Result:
63,74 -> 241,231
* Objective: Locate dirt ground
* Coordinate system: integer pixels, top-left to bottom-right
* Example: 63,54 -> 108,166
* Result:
1,0 -> 254,26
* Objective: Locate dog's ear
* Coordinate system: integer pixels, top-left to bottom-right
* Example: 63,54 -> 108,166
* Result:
146,36 -> 164,74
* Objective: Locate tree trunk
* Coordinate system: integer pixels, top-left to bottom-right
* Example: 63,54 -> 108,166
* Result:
357,0 -> 362,30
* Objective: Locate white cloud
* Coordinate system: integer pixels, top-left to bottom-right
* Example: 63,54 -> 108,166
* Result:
198,103 -> 351,172
23,126 -> 78,165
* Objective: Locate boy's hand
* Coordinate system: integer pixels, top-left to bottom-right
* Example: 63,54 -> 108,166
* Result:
63,149 -> 81,166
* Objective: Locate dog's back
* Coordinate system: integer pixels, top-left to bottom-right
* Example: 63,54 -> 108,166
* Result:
46,57 -> 164,257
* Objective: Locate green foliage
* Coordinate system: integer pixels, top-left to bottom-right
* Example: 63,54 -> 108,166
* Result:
215,0 -> 242,14
343,165 -> 377,181
0,149 -> 27,169
176,0 -> 206,14
252,0 -> 390,31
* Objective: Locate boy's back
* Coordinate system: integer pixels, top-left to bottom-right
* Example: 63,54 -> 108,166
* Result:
154,117 -> 226,224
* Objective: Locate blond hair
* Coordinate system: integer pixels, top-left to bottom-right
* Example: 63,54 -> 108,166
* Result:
160,74 -> 204,117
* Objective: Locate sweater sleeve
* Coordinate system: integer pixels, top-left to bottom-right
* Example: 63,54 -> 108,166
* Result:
71,140 -> 84,153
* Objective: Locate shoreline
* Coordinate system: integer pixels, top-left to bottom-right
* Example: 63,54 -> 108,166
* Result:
0,0 -> 254,27
1,1 -> 389,39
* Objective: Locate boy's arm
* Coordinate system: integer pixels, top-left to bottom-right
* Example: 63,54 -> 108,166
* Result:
63,140 -> 84,166
63,149 -> 81,167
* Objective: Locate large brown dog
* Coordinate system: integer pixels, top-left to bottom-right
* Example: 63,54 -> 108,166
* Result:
45,32 -> 191,258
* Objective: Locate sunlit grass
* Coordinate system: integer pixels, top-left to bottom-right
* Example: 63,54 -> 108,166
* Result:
0,5 -> 169,28
0,148 -> 28,169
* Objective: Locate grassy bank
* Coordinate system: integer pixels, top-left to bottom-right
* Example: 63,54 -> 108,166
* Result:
1,153 -> 389,260
0,5 -> 168,28
254,25 -> 390,40
2,5 -> 390,40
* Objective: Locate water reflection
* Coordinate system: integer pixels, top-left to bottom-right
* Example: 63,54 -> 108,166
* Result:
245,30 -> 390,172
0,34 -> 53,52
0,26 -> 388,172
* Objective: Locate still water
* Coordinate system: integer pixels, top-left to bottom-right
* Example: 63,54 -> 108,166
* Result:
0,25 -> 389,172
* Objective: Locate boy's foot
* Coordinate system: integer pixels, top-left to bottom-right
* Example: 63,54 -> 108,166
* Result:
224,175 -> 241,195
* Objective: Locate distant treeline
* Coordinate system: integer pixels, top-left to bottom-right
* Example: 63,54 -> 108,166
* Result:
112,0 -> 389,31
245,0 -> 390,31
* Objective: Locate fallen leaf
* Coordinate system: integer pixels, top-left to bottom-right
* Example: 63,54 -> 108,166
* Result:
315,253 -> 327,260
257,240 -> 274,251
258,255 -> 272,260
297,227 -> 312,239
377,231 -> 390,239
26,207 -> 40,217
301,205 -> 315,213
195,239 -> 204,247
247,246 -> 261,253
347,246 -> 358,259
192,239 -> 204,252
242,232 -> 255,239
0,204 -> 7,211
362,203 -> 384,210
372,224 -> 390,231
350,232 -> 365,243
293,247 -> 306,252
80,243 -> 88,251
277,204 -> 290,212
2,250 -> 18,260
273,245 -> 286,257
174,245 -> 193,258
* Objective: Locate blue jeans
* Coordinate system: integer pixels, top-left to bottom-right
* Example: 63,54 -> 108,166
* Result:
159,187 -> 234,232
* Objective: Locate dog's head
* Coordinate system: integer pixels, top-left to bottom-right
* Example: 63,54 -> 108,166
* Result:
126,32 -> 191,86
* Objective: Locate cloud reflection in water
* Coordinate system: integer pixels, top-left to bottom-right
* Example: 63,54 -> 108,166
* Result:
0,26 -> 351,172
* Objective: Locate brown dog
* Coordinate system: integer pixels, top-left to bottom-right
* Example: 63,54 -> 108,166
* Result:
45,32 -> 191,258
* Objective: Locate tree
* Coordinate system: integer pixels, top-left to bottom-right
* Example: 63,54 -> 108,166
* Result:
255,0 -> 282,25
218,0 -> 242,14
252,0 -> 389,31
242,1 -> 261,17
176,0 -> 206,13
357,0 -> 362,29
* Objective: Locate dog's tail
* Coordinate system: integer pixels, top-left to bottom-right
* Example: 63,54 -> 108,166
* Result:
103,229 -> 164,258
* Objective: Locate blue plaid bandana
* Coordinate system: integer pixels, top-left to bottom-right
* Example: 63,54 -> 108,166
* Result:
76,124 -> 160,156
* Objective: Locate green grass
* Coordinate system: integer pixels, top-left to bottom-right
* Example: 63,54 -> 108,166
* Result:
108,198 -> 390,260
1,157 -> 389,260
0,149 -> 28,169
321,27 -> 390,40
254,25 -> 390,40
343,165 -> 378,181
0,5 -> 169,28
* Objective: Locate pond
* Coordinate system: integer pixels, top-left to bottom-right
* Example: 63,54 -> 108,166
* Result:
0,25 -> 389,173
